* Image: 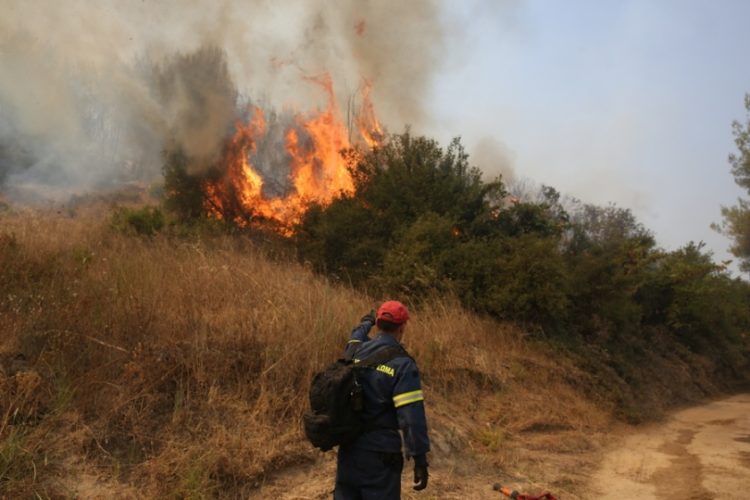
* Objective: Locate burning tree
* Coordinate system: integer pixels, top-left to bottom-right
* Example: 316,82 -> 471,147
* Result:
163,73 -> 384,234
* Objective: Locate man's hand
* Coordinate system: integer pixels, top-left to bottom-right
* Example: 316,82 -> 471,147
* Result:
413,455 -> 428,491
360,309 -> 376,324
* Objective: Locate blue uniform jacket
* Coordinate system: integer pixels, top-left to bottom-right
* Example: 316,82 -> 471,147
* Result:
343,319 -> 430,457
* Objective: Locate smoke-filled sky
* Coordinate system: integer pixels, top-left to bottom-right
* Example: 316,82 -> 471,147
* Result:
1,0 -> 748,269
0,0 -> 445,196
430,0 -> 750,270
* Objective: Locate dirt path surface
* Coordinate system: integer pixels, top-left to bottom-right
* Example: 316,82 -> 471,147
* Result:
589,394 -> 750,500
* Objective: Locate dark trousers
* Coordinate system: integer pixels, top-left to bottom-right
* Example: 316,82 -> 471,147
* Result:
334,447 -> 403,500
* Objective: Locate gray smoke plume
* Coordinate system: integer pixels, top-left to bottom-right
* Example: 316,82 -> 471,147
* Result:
471,136 -> 515,184
0,0 -> 447,203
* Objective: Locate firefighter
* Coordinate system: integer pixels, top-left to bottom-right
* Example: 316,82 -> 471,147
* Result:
334,300 -> 430,499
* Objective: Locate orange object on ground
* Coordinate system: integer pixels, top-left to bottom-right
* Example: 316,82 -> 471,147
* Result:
493,483 -> 558,500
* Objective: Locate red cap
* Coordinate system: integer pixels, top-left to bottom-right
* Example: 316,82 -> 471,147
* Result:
376,300 -> 410,325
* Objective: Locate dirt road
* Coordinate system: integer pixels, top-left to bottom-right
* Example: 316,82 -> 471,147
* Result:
589,394 -> 750,499
245,395 -> 750,499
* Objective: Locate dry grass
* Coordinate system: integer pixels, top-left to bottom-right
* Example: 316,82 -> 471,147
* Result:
0,206 -> 610,498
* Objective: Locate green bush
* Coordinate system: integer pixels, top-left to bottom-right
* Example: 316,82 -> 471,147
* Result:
298,132 -> 504,284
111,206 -> 165,236
640,243 -> 750,361
564,205 -> 657,338
299,133 -> 576,327
380,212 -> 457,296
480,235 -> 570,325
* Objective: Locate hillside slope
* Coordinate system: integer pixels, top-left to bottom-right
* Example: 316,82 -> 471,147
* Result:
0,207 -> 744,498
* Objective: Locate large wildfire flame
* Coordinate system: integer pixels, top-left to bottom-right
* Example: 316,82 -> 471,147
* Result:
203,74 -> 383,234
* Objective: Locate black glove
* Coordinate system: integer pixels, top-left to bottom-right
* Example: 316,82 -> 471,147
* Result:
413,455 -> 428,491
360,309 -> 376,324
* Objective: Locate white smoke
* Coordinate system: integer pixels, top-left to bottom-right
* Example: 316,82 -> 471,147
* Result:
0,0 -> 448,202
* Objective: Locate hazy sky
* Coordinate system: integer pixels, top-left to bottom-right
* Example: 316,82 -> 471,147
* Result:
428,0 -> 750,269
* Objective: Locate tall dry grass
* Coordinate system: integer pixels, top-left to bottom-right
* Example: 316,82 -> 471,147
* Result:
0,207 -> 609,498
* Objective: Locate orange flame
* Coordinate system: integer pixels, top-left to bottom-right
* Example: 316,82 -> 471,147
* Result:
357,79 -> 384,148
287,74 -> 354,203
203,75 -> 383,234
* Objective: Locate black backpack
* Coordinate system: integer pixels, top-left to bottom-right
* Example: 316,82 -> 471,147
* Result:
303,345 -> 407,451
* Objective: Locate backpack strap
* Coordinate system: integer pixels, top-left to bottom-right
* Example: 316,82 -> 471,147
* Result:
354,345 -> 410,368
343,342 -> 362,362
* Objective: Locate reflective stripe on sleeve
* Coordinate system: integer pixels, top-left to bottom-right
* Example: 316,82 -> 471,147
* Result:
347,339 -> 362,344
393,390 -> 424,408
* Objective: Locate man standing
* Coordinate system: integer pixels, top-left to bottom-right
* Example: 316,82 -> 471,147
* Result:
334,300 -> 430,499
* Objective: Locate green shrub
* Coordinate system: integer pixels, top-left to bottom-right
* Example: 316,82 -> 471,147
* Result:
380,212 -> 457,296
298,132 -> 504,284
111,206 -> 165,236
480,235 -> 570,325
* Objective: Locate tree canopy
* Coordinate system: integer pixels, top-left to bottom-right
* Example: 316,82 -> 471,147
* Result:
715,94 -> 750,273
